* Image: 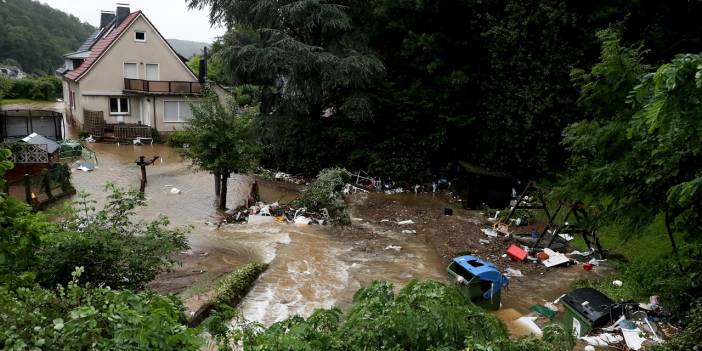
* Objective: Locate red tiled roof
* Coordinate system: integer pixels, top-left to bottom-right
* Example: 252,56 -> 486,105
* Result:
64,11 -> 142,81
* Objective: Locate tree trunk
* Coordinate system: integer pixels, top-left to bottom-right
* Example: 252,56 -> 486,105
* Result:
218,171 -> 229,210
214,173 -> 221,196
664,207 -> 678,255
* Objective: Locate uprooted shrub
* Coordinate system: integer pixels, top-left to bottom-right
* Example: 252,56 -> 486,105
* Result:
228,280 -> 572,350
191,262 -> 268,327
211,262 -> 268,308
292,167 -> 350,225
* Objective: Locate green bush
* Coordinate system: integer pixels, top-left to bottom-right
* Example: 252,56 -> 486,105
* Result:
167,130 -> 192,147
231,280 -> 571,350
0,268 -> 202,350
293,167 -> 351,225
36,184 -> 190,290
0,76 -> 13,99
4,76 -> 61,100
211,262 -> 268,308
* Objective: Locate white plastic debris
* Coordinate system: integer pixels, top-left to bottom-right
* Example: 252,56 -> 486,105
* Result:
515,317 -> 542,337
401,229 -> 416,234
558,233 -> 575,241
622,327 -> 646,350
481,228 -> 498,237
580,333 -> 623,347
384,245 -> 402,251
170,187 -> 182,195
479,239 -> 491,245
542,248 -> 571,268
488,210 -> 500,222
294,216 -> 312,225
260,206 -> 271,216
612,280 -> 623,287
397,219 -> 414,225
504,268 -> 524,277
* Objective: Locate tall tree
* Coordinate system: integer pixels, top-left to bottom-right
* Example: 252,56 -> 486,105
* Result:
561,31 -> 702,252
183,92 -> 260,210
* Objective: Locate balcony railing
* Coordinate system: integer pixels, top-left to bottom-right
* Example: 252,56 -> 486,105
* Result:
124,78 -> 204,95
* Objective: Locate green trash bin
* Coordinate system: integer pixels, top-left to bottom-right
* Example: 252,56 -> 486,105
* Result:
561,288 -> 615,337
447,255 -> 508,310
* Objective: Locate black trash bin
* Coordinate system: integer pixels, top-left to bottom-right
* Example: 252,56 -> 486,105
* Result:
561,288 -> 616,336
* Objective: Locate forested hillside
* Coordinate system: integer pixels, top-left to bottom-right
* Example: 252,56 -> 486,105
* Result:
0,0 -> 95,74
168,39 -> 210,59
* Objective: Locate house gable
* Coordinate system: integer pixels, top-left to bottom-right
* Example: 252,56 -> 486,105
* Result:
69,12 -> 197,93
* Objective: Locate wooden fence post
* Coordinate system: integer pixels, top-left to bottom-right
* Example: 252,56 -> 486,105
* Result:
23,174 -> 32,204
42,168 -> 53,199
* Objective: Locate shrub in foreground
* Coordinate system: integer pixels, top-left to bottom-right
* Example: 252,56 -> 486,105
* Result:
229,280 -> 572,350
0,268 -> 202,350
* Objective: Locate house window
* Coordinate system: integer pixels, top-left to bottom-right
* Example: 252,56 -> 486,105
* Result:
135,31 -> 146,42
123,62 -> 138,79
164,101 -> 193,122
146,63 -> 159,80
110,97 -> 129,115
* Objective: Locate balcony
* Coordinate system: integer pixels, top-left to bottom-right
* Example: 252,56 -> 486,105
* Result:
124,78 -> 204,95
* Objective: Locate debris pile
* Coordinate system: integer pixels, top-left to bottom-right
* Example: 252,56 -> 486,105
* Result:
256,168 -> 307,185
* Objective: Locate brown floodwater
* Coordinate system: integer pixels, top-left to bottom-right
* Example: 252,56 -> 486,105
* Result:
67,142 -> 447,325
66,142 -> 610,339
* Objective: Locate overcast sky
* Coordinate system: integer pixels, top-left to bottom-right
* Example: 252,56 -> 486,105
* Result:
39,0 -> 225,42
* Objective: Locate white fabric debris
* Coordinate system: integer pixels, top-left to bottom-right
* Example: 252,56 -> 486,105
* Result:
504,268 -> 524,277
481,228 -> 498,237
384,245 -> 402,251
397,220 -> 414,225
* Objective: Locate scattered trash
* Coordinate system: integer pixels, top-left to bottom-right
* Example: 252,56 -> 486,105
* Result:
580,333 -> 623,347
401,229 -> 416,234
541,248 -> 571,268
77,161 -> 95,172
536,251 -> 549,261
85,135 -> 96,143
612,280 -> 623,287
170,187 -> 182,195
621,325 -> 646,350
558,233 -> 575,241
481,228 -> 498,237
488,210 -> 501,222
479,239 -> 491,245
384,245 -> 402,251
294,216 -> 312,225
506,244 -> 528,262
583,263 -> 593,271
397,219 -> 414,225
503,268 -> 523,278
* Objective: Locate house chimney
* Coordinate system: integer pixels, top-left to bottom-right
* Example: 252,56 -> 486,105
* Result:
198,47 -> 208,83
100,11 -> 115,29
116,3 -> 130,24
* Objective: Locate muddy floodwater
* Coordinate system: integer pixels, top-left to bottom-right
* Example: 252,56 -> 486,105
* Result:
65,142 -> 609,335
68,143 -> 447,325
